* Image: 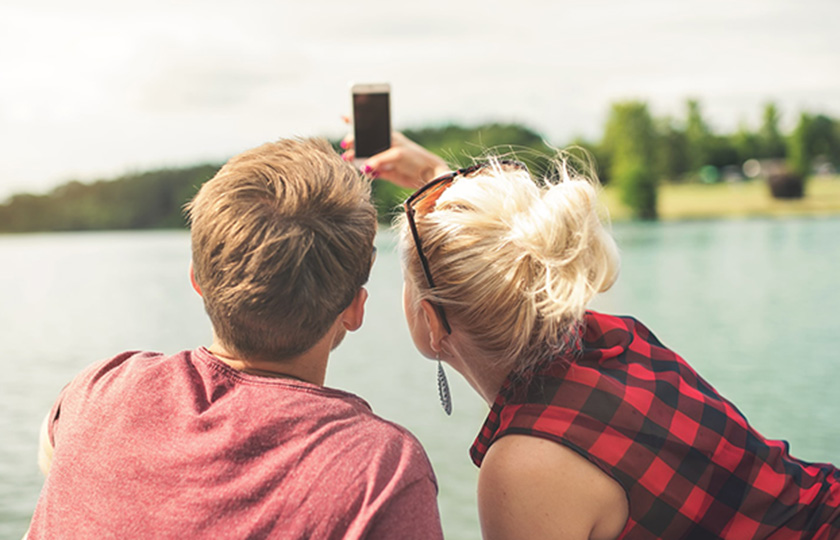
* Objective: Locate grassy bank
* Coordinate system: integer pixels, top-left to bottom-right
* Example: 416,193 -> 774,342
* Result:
602,175 -> 840,222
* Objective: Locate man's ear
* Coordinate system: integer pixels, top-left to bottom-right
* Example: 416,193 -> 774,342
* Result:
419,299 -> 449,354
189,262 -> 202,297
341,287 -> 368,332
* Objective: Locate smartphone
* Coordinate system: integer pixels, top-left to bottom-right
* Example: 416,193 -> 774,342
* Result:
352,83 -> 391,159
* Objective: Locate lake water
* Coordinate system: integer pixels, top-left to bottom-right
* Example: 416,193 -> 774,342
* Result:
1,218 -> 839,540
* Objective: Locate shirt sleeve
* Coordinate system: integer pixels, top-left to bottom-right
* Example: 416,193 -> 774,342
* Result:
365,475 -> 444,540
37,410 -> 55,475
40,355 -> 116,469
40,379 -> 73,475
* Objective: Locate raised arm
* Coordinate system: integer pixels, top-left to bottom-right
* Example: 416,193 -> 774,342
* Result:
477,434 -> 629,540
341,132 -> 450,190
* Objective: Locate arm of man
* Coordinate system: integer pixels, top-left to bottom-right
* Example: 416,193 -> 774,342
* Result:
478,434 -> 628,540
34,361 -> 103,477
37,410 -> 55,476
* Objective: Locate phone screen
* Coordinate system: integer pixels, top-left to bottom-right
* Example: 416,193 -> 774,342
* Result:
353,90 -> 391,158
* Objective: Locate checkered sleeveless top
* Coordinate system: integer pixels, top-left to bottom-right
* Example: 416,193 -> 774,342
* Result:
470,311 -> 840,539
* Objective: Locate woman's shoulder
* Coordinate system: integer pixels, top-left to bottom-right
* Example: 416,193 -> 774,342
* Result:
478,434 -> 628,540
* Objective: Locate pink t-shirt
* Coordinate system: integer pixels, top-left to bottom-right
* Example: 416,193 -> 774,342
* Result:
29,348 -> 443,539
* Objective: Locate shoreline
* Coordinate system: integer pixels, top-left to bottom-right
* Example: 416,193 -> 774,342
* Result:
601,175 -> 840,222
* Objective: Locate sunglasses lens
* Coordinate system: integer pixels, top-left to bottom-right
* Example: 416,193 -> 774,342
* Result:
408,160 -> 528,216
412,178 -> 454,215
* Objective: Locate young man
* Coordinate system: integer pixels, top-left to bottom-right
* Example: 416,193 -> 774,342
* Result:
28,138 -> 443,539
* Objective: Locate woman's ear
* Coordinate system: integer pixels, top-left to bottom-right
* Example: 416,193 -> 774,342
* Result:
419,299 -> 448,354
341,288 -> 368,332
189,262 -> 202,297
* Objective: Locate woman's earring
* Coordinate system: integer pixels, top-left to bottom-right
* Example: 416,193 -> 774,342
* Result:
437,355 -> 452,415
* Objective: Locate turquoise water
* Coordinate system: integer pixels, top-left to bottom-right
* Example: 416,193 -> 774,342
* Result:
1,218 -> 838,539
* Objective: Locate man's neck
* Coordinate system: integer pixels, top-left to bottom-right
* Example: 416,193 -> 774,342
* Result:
208,337 -> 332,386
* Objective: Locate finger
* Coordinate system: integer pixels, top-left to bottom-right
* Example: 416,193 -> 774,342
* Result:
341,149 -> 356,162
363,148 -> 399,175
340,134 -> 355,150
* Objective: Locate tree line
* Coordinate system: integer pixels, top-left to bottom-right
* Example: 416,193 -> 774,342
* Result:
0,100 -> 838,232
587,100 -> 840,219
0,165 -> 219,233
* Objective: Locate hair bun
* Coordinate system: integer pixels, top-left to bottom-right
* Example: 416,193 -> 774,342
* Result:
399,153 -> 620,374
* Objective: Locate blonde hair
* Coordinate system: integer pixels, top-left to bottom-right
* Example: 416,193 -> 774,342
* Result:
398,154 -> 619,374
187,138 -> 376,361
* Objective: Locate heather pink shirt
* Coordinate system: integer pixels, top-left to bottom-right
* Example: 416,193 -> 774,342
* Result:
29,348 -> 443,539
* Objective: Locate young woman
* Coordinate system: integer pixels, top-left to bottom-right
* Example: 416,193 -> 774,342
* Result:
343,135 -> 840,539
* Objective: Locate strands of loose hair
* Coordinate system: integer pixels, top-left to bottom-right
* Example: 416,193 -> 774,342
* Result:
398,149 -> 619,375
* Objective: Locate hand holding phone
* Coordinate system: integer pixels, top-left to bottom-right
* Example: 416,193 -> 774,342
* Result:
352,83 -> 391,159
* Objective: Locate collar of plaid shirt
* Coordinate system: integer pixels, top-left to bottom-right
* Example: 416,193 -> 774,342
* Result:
470,310 -> 840,539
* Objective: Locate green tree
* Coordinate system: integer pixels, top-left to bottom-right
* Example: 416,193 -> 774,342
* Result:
656,117 -> 689,181
789,113 -> 814,177
684,99 -> 712,172
758,102 -> 787,159
602,101 -> 658,220
733,121 -> 761,165
706,135 -> 740,169
789,113 -> 840,177
564,135 -> 610,185
374,123 -> 556,222
807,115 -> 839,166
403,123 -> 555,171
0,165 -> 216,233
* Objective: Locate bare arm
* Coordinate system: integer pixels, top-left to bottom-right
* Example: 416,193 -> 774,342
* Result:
38,410 -> 54,476
478,435 -> 628,540
341,132 -> 450,190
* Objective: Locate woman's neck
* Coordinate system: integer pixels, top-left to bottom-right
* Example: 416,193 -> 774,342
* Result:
441,339 -> 511,406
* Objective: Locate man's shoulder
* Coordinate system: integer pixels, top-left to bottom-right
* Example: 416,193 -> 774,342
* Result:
327,394 -> 425,448
76,348 -> 181,377
303,391 -> 433,469
58,349 -> 192,405
319,409 -> 437,491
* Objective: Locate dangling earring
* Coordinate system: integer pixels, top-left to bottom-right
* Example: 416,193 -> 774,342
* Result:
436,354 -> 452,415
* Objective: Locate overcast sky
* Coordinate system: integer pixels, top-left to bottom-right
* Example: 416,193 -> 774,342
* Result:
1,0 -> 838,199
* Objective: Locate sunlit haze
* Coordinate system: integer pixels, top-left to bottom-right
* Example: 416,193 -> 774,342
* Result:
1,0 -> 838,199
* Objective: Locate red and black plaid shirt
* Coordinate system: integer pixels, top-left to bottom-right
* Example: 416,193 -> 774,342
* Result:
471,311 -> 840,539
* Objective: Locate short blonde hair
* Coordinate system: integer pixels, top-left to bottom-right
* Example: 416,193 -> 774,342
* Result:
398,155 -> 619,374
188,138 -> 376,361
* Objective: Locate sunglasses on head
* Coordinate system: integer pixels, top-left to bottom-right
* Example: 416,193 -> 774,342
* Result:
403,160 -> 528,334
